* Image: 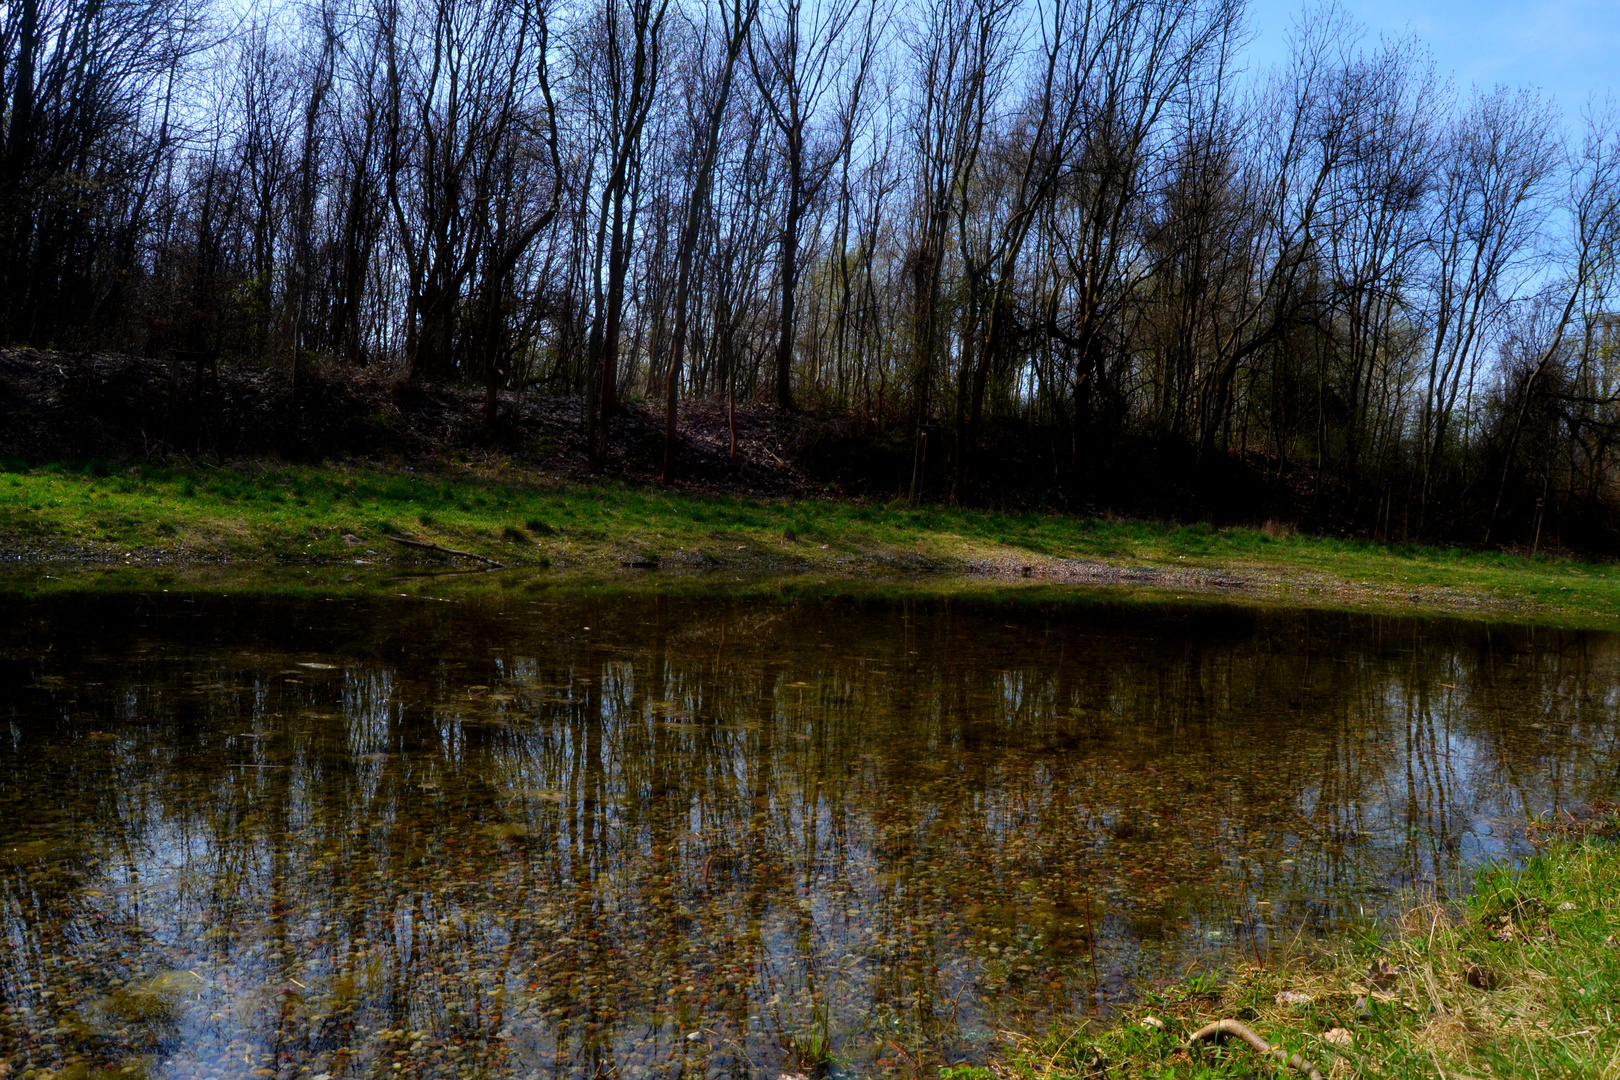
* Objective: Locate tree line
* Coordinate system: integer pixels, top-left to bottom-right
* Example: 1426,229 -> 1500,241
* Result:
2,0 -> 1618,544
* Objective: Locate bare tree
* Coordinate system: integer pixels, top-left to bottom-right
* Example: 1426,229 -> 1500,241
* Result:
661,0 -> 757,480
901,0 -> 1018,498
1485,107 -> 1620,539
749,0 -> 874,410
1415,86 -> 1558,527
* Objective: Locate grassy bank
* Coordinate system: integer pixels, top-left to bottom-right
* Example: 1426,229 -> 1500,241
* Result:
5,460 -> 1620,622
990,812 -> 1620,1080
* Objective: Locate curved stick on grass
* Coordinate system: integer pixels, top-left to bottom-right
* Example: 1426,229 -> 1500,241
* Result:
1186,1019 -> 1324,1080
386,535 -> 505,568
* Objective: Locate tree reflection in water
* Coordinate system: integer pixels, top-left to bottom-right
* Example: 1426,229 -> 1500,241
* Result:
1,590 -> 1616,1078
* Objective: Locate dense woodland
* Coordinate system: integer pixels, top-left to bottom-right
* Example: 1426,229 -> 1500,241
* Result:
1,0 -> 1618,546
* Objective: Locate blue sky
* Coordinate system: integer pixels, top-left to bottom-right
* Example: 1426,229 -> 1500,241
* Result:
1240,0 -> 1618,118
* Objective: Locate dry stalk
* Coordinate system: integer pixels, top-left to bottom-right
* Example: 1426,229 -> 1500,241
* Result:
1186,1019 -> 1325,1080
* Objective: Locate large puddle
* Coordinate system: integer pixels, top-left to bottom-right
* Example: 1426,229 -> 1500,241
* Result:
1,583 -> 1616,1078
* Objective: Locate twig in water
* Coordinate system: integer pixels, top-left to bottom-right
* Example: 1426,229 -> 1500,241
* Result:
1081,887 -> 1100,990
887,1039 -> 920,1075
386,535 -> 505,568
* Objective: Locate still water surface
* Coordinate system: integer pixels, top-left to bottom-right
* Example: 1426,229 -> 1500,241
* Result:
1,585 -> 1617,1079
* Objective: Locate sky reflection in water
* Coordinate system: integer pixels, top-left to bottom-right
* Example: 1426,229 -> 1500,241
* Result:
1,587 -> 1616,1078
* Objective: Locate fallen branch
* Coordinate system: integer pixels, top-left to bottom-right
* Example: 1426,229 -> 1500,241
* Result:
1187,1020 -> 1324,1080
386,535 -> 505,568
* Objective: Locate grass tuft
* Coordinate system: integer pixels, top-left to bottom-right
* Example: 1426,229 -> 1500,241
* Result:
1001,808 -> 1620,1078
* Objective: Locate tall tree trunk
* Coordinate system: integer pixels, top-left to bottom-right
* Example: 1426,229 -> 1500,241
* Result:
773,178 -> 801,411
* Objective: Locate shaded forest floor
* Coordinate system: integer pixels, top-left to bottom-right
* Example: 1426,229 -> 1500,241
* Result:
0,347 -> 1360,525
5,459 -> 1620,626
0,347 -> 828,497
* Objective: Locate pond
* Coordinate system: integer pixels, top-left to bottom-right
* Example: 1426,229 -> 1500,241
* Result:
1,581 -> 1616,1079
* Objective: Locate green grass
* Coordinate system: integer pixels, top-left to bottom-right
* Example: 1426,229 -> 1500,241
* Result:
1001,814 -> 1620,1079
4,459 -> 1620,623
